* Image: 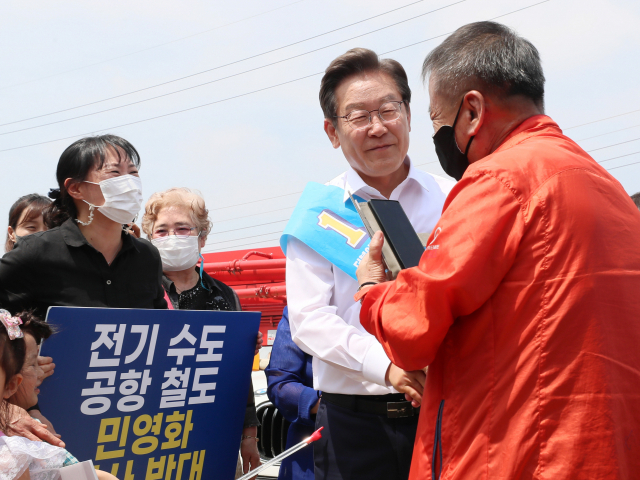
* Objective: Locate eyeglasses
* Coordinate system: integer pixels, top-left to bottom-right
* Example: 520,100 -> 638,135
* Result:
335,101 -> 405,130
152,226 -> 199,240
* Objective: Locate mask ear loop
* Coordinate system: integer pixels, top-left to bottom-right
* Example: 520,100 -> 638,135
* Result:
196,232 -> 210,291
452,98 -> 475,155
198,253 -> 209,291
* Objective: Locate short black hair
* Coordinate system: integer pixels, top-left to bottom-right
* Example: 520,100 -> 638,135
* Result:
320,48 -> 411,126
631,192 -> 640,211
44,134 -> 141,228
422,21 -> 545,109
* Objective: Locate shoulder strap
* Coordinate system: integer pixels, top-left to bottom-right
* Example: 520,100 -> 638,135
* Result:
164,290 -> 175,310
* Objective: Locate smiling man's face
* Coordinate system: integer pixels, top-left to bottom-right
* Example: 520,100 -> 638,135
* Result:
324,71 -> 411,181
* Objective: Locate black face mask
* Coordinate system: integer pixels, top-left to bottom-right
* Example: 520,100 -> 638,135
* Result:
432,100 -> 475,181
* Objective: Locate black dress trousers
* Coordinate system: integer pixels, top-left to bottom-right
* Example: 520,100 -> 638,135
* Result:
314,399 -> 418,480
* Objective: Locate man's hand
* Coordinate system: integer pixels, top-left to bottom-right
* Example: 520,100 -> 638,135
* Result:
356,231 -> 388,286
255,331 -> 263,356
37,356 -> 55,382
5,403 -> 65,448
386,364 -> 426,408
240,426 -> 261,479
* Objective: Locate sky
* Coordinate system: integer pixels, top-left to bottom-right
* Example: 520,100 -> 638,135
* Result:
1,0 -> 639,253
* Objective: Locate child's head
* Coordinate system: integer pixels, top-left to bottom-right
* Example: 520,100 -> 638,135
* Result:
0,309 -> 27,431
7,311 -> 53,410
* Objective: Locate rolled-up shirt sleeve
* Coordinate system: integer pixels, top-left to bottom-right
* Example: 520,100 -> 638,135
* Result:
360,172 -> 525,371
286,237 -> 391,387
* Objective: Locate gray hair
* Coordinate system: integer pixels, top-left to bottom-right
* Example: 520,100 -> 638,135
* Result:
422,21 -> 545,109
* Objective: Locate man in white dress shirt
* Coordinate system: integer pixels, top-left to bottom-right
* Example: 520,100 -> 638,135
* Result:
285,48 -> 454,480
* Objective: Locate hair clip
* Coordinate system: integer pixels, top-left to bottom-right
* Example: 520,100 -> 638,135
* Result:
0,309 -> 24,340
48,188 -> 61,200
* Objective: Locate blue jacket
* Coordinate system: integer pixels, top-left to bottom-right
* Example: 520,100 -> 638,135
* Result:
265,307 -> 319,480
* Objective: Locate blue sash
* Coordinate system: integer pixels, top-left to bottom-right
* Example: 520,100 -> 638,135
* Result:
280,182 -> 370,279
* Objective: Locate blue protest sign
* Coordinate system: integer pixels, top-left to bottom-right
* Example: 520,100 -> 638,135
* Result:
39,307 -> 260,480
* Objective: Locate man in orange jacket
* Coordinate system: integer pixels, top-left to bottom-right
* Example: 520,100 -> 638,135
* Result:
356,21 -> 640,480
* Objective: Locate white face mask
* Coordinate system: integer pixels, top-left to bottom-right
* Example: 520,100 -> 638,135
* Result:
83,175 -> 143,225
151,235 -> 201,272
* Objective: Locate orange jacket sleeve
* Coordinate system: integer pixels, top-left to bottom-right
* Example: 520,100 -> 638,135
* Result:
360,172 -> 526,371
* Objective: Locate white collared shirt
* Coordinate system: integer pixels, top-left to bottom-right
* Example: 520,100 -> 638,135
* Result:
286,159 -> 455,395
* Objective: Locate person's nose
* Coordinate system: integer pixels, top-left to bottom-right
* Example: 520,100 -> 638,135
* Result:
368,114 -> 388,137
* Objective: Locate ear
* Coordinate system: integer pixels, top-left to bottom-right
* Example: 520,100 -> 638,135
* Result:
65,177 -> 84,201
324,119 -> 341,149
3,374 -> 23,399
405,102 -> 412,133
199,235 -> 206,250
7,226 -> 16,243
462,90 -> 485,137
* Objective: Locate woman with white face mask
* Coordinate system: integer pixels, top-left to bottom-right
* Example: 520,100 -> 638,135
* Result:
0,135 -> 167,447
0,134 -> 166,317
142,188 -> 263,479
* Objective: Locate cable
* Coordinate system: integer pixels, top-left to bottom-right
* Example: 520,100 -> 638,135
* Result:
0,0 -> 308,92
564,109 -> 640,130
1,0 -> 549,136
0,72 -> 322,153
587,137 -> 640,153
212,192 -> 301,211
606,156 -> 640,171
210,218 -> 288,235
382,0 -> 550,56
575,124 -> 640,142
595,147 -> 640,163
0,0 -> 439,128
597,151 -> 640,164
214,205 -> 295,223
0,0 -> 549,153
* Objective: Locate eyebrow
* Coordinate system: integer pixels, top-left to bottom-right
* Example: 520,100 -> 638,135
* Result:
103,158 -> 136,169
343,94 -> 399,113
154,221 -> 191,229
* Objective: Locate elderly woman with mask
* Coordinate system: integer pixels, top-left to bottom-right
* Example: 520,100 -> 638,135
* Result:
142,188 -> 262,478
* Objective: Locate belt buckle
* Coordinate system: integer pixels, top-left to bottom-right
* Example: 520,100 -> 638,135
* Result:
387,400 -> 415,418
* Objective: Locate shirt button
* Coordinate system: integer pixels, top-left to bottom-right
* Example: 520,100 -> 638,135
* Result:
106,280 -> 112,285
